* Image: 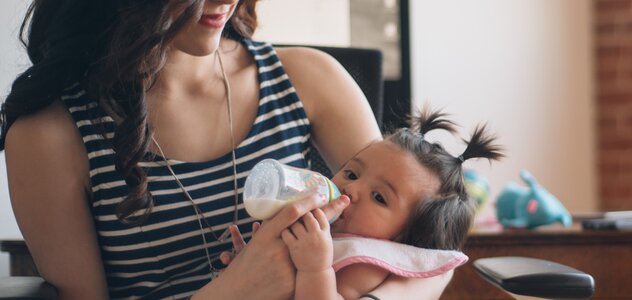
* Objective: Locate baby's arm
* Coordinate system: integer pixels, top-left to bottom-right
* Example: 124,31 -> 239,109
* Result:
335,264 -> 390,299
281,209 -> 391,300
281,209 -> 343,300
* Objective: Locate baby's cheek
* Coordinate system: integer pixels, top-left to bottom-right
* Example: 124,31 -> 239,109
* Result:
329,219 -> 343,233
331,175 -> 343,187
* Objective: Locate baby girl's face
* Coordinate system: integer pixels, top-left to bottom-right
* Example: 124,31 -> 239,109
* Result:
330,141 -> 440,240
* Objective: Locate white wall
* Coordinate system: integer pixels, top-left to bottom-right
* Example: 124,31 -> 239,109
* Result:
0,0 -> 31,277
254,0 -> 350,46
410,0 -> 597,216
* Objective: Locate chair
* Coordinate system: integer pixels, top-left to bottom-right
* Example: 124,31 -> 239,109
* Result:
474,256 -> 594,299
0,277 -> 56,300
275,45 -> 384,178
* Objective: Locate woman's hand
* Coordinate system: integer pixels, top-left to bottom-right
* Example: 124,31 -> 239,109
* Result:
219,222 -> 260,265
192,193 -> 350,300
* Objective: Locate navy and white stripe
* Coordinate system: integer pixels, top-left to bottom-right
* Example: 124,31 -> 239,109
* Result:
62,39 -> 311,299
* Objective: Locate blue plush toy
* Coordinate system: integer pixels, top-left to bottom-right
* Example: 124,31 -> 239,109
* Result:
496,170 -> 572,229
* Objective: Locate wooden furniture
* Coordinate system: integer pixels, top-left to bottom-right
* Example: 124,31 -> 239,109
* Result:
3,224 -> 632,299
0,240 -> 38,276
442,224 -> 632,299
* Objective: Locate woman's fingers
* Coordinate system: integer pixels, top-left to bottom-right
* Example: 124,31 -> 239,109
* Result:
256,192 -> 326,239
220,220 -> 262,266
320,194 -> 350,222
219,251 -> 234,265
312,208 -> 330,230
229,224 -> 246,252
252,221 -> 261,235
219,225 -> 245,266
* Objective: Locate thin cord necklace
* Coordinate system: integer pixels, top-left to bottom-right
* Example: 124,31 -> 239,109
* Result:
150,49 -> 239,279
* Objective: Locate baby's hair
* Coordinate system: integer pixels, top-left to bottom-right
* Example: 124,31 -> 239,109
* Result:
386,108 -> 504,250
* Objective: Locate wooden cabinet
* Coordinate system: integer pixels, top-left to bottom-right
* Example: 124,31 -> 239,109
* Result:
442,224 -> 632,299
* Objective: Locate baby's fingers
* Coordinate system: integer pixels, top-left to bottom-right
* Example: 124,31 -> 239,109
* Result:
313,208 -> 330,231
302,211 -> 320,232
281,228 -> 296,245
290,219 -> 308,237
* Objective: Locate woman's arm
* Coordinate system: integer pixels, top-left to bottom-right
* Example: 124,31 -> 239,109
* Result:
368,271 -> 454,300
277,47 -> 382,172
5,100 -> 109,299
335,264 -> 390,299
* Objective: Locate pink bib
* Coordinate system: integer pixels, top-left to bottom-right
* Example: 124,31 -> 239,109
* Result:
332,234 -> 468,278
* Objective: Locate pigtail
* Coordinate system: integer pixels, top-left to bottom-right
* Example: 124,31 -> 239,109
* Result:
459,124 -> 504,163
444,124 -> 503,200
413,107 -> 458,136
388,106 -> 504,251
402,194 -> 473,250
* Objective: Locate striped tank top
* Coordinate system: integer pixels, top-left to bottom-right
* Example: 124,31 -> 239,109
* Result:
61,39 -> 311,299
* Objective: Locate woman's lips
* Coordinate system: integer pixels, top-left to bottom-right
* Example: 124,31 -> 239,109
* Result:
198,13 -> 227,28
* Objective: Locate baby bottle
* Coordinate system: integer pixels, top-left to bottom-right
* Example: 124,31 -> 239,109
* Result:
243,159 -> 341,220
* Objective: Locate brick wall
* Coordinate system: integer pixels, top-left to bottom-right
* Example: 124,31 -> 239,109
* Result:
596,0 -> 632,210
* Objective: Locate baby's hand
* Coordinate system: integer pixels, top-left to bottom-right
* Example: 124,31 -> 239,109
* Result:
281,208 -> 333,272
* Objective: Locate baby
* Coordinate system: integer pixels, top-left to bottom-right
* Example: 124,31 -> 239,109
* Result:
281,108 -> 503,300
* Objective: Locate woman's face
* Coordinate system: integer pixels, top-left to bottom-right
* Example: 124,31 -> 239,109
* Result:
171,0 -> 240,56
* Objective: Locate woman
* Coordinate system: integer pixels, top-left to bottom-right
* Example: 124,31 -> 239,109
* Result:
1,0 -> 451,298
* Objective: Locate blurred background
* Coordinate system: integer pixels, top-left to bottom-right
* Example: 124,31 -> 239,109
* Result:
1,0 -> 630,277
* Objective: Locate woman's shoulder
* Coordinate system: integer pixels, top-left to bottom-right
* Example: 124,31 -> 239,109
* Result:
5,99 -> 87,167
7,100 -> 76,142
273,45 -> 355,108
275,46 -> 343,77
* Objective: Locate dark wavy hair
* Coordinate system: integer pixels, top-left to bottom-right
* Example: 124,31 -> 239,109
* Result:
388,108 -> 504,250
0,0 -> 259,223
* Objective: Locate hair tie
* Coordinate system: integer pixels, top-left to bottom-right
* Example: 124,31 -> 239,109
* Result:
404,127 -> 424,140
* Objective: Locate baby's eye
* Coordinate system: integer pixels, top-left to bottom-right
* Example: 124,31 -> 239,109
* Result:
344,170 -> 358,180
372,192 -> 387,205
